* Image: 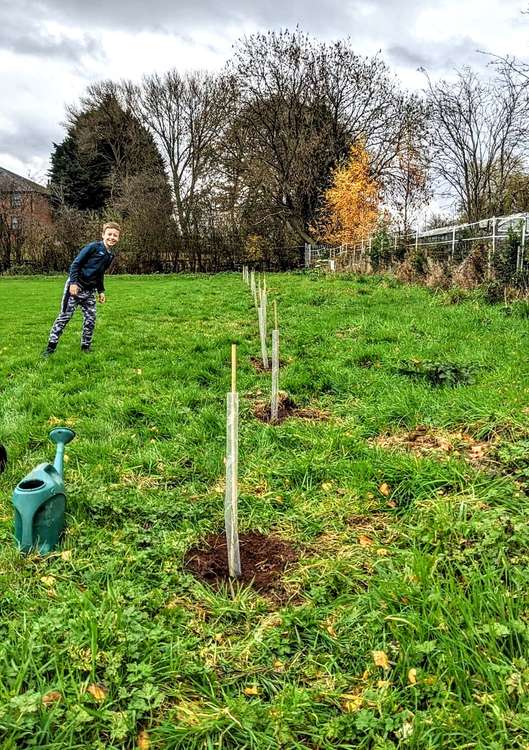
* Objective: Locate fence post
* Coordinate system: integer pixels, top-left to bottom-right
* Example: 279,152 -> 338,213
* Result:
450,226 -> 456,265
488,217 -> 496,279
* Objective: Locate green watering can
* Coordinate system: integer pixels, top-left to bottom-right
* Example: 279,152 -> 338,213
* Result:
13,428 -> 75,554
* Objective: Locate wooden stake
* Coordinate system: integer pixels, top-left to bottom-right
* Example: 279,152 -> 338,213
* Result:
274,299 -> 278,330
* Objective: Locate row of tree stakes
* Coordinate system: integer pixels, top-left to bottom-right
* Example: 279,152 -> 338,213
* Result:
223,266 -> 281,578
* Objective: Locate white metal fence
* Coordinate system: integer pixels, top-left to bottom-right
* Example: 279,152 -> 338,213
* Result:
305,212 -> 529,277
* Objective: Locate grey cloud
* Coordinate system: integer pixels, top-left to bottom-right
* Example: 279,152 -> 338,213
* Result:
6,0 -> 362,37
387,45 -> 432,69
0,121 -> 62,164
0,10 -> 104,62
387,37 -> 488,74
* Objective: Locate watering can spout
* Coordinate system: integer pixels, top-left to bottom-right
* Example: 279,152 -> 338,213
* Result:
49,428 -> 75,477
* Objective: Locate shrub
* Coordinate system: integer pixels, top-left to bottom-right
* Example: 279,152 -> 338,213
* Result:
398,359 -> 480,386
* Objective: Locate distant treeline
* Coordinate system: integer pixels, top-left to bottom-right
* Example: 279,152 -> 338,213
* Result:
4,28 -> 529,273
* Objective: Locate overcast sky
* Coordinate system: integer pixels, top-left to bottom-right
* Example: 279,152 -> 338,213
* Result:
1,0 -> 528,184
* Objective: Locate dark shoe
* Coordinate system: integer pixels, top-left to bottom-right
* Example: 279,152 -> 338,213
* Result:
42,342 -> 57,357
81,344 -> 92,353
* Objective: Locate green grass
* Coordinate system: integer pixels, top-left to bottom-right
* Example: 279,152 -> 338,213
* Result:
1,271 -> 529,748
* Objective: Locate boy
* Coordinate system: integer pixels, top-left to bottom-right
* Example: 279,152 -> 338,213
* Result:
43,222 -> 120,356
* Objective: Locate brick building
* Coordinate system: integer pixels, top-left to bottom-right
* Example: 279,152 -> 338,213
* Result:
0,166 -> 52,233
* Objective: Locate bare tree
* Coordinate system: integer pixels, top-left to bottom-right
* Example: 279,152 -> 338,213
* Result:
126,71 -> 235,246
226,30 -> 420,245
425,66 -> 529,221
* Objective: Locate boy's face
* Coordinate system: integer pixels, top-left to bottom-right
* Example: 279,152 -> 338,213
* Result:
102,227 -> 120,248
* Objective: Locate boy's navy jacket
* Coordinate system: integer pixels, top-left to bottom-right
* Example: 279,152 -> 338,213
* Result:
69,241 -> 114,293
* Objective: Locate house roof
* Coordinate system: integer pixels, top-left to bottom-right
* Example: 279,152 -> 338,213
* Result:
0,166 -> 48,194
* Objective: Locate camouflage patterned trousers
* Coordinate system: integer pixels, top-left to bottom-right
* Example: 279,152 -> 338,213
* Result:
48,278 -> 97,347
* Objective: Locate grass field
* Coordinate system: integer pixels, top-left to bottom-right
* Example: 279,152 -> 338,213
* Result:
2,271 -> 529,749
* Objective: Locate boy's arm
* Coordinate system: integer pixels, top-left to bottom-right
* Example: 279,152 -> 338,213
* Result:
69,244 -> 94,285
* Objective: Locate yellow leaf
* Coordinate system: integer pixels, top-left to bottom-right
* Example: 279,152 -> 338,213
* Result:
273,660 -> 284,673
372,650 -> 390,669
376,548 -> 390,557
377,680 -> 391,689
137,730 -> 150,750
60,550 -> 72,561
358,535 -> 373,547
341,694 -> 363,712
87,683 -> 107,702
40,575 -> 56,587
42,690 -> 62,706
408,668 -> 417,684
321,482 -> 333,491
244,686 -> 259,696
379,483 -> 391,497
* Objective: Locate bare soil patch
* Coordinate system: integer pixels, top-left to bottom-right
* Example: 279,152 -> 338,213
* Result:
252,392 -> 329,424
372,425 -> 494,466
249,356 -> 286,372
185,531 -> 297,596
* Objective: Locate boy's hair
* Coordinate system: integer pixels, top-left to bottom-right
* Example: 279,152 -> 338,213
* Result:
102,221 -> 121,233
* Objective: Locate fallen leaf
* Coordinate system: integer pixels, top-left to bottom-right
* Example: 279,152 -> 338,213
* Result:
243,686 -> 259,696
273,660 -> 284,673
341,694 -> 363,712
137,730 -> 150,749
387,500 -> 397,508
408,668 -> 417,684
358,535 -> 373,547
376,548 -> 390,556
60,550 -> 72,561
40,576 -> 56,587
379,483 -> 391,497
42,690 -> 62,706
321,482 -> 333,491
87,683 -> 107,702
373,650 -> 390,669
326,624 -> 337,637
377,680 -> 391,689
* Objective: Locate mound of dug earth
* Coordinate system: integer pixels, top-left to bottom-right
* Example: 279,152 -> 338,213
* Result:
185,531 -> 297,595
252,392 -> 328,424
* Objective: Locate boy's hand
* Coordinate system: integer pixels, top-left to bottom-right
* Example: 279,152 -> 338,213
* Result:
98,293 -> 106,304
69,283 -> 79,296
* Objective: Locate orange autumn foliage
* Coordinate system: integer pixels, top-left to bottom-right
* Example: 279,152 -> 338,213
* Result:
316,141 -> 380,245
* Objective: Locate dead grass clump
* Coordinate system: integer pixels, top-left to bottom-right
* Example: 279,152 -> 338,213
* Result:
372,425 -> 495,467
393,258 -> 419,283
452,245 -> 488,289
425,260 -> 451,290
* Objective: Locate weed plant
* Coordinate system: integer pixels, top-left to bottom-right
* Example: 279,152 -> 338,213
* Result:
1,273 -> 529,748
